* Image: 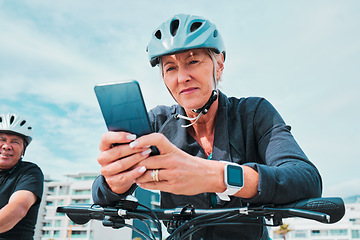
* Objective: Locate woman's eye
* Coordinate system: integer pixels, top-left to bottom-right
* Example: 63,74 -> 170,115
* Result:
189,60 -> 198,65
166,67 -> 175,72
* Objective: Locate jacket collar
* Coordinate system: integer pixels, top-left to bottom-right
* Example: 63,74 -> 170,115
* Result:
160,90 -> 232,161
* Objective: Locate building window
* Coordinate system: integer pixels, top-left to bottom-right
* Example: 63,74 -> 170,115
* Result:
53,230 -> 60,237
43,221 -> 51,227
42,230 -> 51,237
59,186 -> 69,195
293,230 -> 307,238
350,218 -> 360,225
71,230 -> 87,238
272,233 -> 283,239
47,187 -> 55,195
311,229 -> 328,236
72,189 -> 91,195
330,229 -> 348,236
72,199 -> 90,204
352,230 -> 360,239
55,220 -> 62,227
311,230 -> 320,236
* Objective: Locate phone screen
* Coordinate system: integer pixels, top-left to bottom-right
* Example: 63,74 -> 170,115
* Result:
94,80 -> 153,136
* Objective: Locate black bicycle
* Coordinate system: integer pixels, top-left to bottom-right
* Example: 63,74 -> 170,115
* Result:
56,196 -> 345,240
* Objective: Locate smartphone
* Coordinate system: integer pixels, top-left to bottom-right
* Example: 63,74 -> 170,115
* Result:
94,80 -> 153,136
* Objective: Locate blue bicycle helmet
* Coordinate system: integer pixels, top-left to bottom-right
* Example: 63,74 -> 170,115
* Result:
147,14 -> 226,67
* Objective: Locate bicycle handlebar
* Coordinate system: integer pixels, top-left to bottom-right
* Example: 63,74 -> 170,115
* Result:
57,197 -> 345,225
276,197 -> 345,223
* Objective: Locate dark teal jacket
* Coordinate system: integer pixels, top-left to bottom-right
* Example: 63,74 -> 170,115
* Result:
92,91 -> 322,239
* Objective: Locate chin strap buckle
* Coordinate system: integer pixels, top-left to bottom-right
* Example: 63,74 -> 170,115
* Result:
175,90 -> 218,128
193,90 -> 218,115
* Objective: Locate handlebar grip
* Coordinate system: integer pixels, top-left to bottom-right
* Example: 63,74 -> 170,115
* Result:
277,197 -> 345,223
57,204 -> 106,225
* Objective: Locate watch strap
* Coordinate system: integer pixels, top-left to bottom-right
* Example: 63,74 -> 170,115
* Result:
216,161 -> 243,201
216,188 -> 239,201
216,193 -> 230,201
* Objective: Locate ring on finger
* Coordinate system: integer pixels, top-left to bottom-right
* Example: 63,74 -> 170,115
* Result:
154,169 -> 159,182
151,170 -> 156,182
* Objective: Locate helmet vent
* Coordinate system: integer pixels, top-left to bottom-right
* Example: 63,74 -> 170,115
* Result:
0,117 -> 2,123
155,30 -> 162,40
10,115 -> 15,124
20,120 -> 27,126
190,22 -> 202,32
28,127 -> 32,130
170,19 -> 179,36
213,30 -> 219,37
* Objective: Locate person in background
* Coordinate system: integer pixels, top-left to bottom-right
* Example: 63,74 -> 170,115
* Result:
92,14 -> 322,239
0,113 -> 44,240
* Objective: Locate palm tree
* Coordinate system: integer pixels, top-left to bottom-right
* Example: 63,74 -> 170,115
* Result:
274,223 -> 293,240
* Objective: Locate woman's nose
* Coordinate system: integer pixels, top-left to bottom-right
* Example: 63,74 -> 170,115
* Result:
177,67 -> 191,84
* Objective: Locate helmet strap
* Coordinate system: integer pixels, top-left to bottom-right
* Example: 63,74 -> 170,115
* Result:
175,90 -> 218,128
192,89 -> 218,115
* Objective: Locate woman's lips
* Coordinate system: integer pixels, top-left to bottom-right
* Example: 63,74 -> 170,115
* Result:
180,87 -> 198,94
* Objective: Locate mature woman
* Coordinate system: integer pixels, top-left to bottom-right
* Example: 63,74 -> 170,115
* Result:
92,14 -> 322,239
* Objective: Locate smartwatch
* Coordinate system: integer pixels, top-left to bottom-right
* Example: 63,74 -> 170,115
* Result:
216,161 -> 244,201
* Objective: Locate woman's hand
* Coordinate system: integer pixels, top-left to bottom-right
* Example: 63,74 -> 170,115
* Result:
97,131 -> 151,194
132,133 -> 226,195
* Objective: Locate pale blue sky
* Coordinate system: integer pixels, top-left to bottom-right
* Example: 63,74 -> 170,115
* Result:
1,0 -> 359,198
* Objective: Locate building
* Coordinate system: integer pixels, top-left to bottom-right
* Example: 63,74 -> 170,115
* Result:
269,197 -> 360,240
35,172 -> 132,240
132,188 -> 165,240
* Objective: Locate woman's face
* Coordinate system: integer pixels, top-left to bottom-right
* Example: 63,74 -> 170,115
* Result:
161,49 -> 223,110
0,133 -> 24,170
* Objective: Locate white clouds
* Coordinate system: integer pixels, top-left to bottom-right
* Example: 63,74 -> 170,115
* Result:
1,6 -> 125,106
20,98 -> 106,180
0,0 -> 359,198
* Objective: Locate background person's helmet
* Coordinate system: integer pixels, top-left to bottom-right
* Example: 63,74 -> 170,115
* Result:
146,14 -> 226,67
0,113 -> 33,145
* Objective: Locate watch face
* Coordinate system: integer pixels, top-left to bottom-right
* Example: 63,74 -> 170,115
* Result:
227,165 -> 244,188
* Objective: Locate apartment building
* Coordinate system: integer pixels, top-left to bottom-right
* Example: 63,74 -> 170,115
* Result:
35,172 -> 132,240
